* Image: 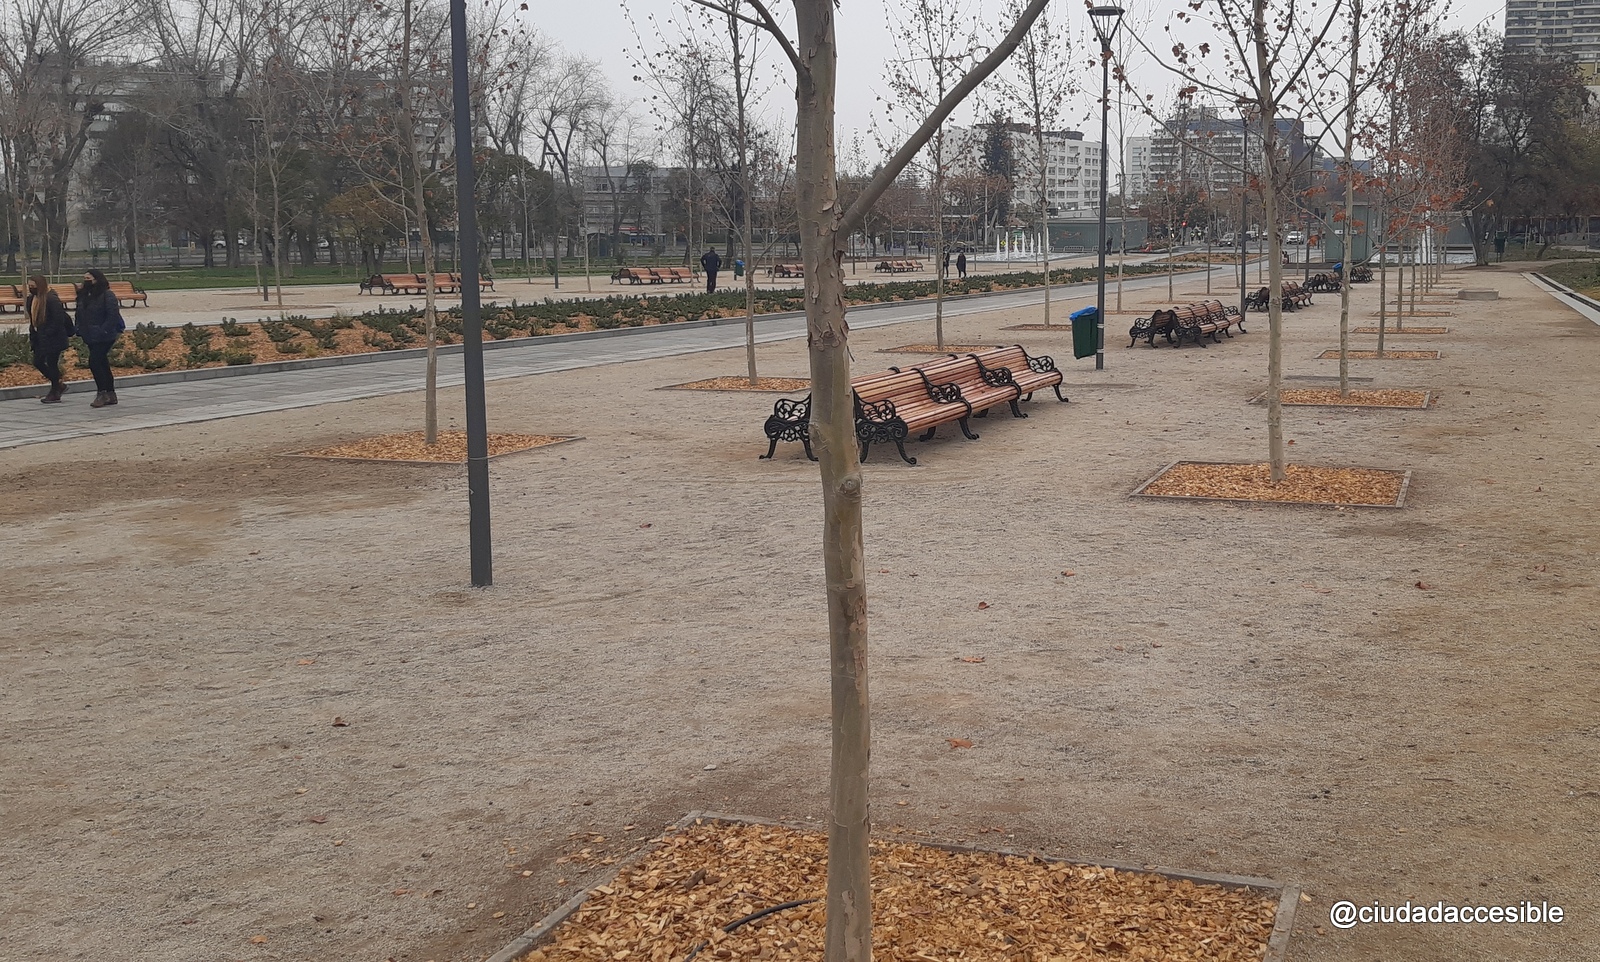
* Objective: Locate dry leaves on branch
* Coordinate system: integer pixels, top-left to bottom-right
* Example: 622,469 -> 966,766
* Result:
525,822 -> 1279,962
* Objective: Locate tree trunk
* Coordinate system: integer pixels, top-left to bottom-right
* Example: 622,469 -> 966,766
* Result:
400,0 -> 439,445
1337,0 -> 1360,398
1253,0 -> 1287,482
793,5 -> 872,962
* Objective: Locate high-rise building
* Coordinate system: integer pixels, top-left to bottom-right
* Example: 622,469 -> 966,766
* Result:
945,123 -> 1104,215
1505,0 -> 1600,62
1131,106 -> 1315,198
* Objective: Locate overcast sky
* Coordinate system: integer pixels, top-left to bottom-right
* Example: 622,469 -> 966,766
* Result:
533,0 -> 1507,167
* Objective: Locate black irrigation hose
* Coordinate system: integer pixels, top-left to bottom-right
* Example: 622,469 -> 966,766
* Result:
682,898 -> 819,962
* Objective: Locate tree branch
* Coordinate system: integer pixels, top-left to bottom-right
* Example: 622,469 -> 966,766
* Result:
837,0 -> 1049,239
682,0 -> 804,75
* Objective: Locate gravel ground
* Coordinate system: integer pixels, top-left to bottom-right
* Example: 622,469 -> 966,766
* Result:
2,266 -> 1596,962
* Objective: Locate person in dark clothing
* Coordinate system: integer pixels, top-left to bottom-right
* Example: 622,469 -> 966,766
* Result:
943,250 -> 951,275
700,248 -> 722,293
26,275 -> 73,403
75,268 -> 125,408
955,252 -> 967,279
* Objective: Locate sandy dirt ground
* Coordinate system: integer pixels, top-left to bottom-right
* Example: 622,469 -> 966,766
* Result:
2,265 -> 1597,962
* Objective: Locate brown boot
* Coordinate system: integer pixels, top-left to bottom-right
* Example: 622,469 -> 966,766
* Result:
40,383 -> 63,404
90,391 -> 108,409
105,389 -> 118,406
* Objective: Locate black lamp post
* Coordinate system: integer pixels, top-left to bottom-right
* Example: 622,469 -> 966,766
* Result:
1089,4 -> 1124,371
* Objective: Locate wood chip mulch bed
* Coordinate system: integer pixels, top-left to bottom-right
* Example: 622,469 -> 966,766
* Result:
1004,324 -> 1078,331
1134,461 -> 1408,507
1351,326 -> 1449,335
1266,388 -> 1432,409
522,820 -> 1282,962
297,431 -> 573,463
1316,350 -> 1440,360
664,376 -> 810,392
1369,310 -> 1453,317
883,344 -> 998,354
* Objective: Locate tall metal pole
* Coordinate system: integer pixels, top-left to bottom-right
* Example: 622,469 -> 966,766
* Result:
451,0 -> 492,586
1090,6 -> 1123,371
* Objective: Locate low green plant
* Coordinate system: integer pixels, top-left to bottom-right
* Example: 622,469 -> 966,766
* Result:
259,319 -> 300,344
0,328 -> 30,370
222,348 -> 256,365
220,317 -> 248,337
130,321 -> 171,351
179,323 -> 223,366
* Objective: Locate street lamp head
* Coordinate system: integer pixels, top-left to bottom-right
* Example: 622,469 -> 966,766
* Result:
1088,4 -> 1125,44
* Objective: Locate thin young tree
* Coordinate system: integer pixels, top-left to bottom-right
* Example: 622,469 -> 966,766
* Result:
994,0 -> 1076,327
671,3 -> 1048,960
882,0 -> 979,351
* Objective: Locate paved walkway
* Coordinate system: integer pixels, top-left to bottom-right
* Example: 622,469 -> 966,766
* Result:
0,271 -> 1212,450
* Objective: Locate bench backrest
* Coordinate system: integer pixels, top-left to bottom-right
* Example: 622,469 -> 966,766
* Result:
851,368 -> 930,406
913,353 -> 1013,404
976,345 -> 1030,377
50,283 -> 78,304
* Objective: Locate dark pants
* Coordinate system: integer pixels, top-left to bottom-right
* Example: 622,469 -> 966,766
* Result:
31,345 -> 63,385
706,271 -> 718,294
86,341 -> 116,393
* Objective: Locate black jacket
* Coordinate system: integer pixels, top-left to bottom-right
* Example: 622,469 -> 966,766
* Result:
700,250 -> 722,273
74,287 -> 124,345
25,292 -> 73,355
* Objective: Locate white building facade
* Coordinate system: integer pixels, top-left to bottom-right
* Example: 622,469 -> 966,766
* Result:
945,123 -> 1105,215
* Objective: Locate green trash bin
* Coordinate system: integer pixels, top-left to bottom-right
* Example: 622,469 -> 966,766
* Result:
1070,306 -> 1099,360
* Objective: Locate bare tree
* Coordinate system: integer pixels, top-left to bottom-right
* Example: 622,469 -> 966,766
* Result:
882,0 -> 978,350
672,3 -> 1048,960
530,53 -> 610,287
993,0 -> 1076,326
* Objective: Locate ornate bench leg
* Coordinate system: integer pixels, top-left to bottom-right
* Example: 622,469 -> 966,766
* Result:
802,435 -> 818,462
919,426 -> 938,442
892,438 -> 917,465
760,436 -> 780,460
958,417 -> 979,440
859,440 -> 872,463
1008,399 -> 1027,418
1052,384 -> 1069,402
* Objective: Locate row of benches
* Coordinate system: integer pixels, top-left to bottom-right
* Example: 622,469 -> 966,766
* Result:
760,345 -> 1067,465
359,273 -> 497,295
873,259 -> 925,273
1245,280 -> 1314,312
0,280 -> 148,311
613,266 -> 695,285
1128,299 -> 1248,348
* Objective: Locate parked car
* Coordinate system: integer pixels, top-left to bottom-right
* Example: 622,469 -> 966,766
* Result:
1285,230 -> 1306,244
1220,232 -> 1238,245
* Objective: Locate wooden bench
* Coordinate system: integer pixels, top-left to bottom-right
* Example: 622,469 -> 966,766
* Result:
852,366 -> 980,464
652,267 -> 693,284
968,345 -> 1068,404
0,285 -> 24,312
361,274 -> 426,294
1306,272 -> 1341,293
107,280 -> 148,307
1281,280 -> 1312,309
1129,309 -> 1178,347
449,273 -> 495,292
49,283 -> 79,307
771,263 -> 805,278
614,267 -> 660,285
1200,299 -> 1247,335
1348,265 -> 1373,283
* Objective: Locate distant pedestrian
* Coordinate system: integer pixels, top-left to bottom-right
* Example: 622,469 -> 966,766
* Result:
956,252 -> 967,279
25,274 -> 72,403
75,268 -> 126,408
700,247 -> 722,293
1493,231 -> 1507,261
943,250 -> 951,275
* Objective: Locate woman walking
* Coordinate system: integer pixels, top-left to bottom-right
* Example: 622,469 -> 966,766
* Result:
25,274 -> 73,403
75,269 -> 125,408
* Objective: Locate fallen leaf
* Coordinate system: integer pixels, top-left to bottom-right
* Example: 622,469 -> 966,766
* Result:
521,870 -> 533,877
639,523 -> 652,529
947,738 -> 974,749
492,911 -> 506,919
957,656 -> 985,664
250,935 -> 268,945
393,888 -> 409,896
879,568 -> 890,573
896,800 -> 909,807
1414,581 -> 1433,590
297,659 -> 316,666
1534,486 -> 1542,492
1061,570 -> 1077,577
332,716 -> 349,727
976,601 -> 990,610
307,815 -> 329,824
1534,564 -> 1547,572
1301,582 -> 1333,594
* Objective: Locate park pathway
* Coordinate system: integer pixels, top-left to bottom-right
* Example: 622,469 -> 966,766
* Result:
0,271 -> 1219,450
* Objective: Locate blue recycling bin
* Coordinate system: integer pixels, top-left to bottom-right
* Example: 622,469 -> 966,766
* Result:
1070,306 -> 1099,359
